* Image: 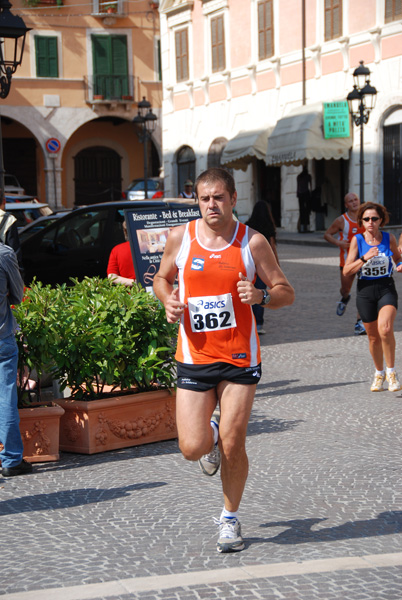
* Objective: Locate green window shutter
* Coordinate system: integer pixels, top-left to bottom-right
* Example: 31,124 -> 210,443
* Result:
92,35 -> 128,98
35,36 -> 58,78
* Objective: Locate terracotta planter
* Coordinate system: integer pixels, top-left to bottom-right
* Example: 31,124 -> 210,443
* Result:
55,389 -> 177,454
19,404 -> 65,463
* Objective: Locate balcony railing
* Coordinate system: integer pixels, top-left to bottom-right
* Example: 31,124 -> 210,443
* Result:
85,74 -> 135,103
92,0 -> 125,15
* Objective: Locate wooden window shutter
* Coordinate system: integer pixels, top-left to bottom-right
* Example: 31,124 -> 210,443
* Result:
35,36 -> 58,78
175,28 -> 189,82
92,35 -> 128,98
385,0 -> 402,22
211,15 -> 225,73
325,0 -> 342,41
258,0 -> 274,60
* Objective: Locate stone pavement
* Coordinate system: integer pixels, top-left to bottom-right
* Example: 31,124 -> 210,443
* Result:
1,240 -> 402,600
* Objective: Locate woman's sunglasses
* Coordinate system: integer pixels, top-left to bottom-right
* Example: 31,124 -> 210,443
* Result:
363,216 -> 380,222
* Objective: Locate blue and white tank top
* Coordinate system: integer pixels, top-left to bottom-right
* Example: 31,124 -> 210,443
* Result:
356,232 -> 394,280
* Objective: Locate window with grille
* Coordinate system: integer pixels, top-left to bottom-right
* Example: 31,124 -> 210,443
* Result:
35,36 -> 58,78
211,15 -> 226,73
324,0 -> 342,41
385,0 -> 402,22
175,28 -> 189,82
258,0 -> 274,60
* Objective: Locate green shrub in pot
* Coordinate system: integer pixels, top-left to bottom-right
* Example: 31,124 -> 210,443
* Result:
14,277 -> 177,402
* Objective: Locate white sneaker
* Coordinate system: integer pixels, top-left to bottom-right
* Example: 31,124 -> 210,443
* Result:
371,373 -> 385,392
216,518 -> 245,553
386,371 -> 402,392
198,410 -> 220,476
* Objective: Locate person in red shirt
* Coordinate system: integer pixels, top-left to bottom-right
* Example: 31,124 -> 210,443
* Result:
107,221 -> 136,286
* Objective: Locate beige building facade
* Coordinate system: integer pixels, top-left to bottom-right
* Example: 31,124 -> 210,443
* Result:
4,0 -> 162,208
159,0 -> 402,230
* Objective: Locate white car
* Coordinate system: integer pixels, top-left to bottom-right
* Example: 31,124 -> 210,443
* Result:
122,178 -> 164,201
4,174 -> 25,195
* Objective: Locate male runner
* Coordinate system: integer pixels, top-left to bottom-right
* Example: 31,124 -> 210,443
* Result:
324,192 -> 366,335
153,168 -> 294,553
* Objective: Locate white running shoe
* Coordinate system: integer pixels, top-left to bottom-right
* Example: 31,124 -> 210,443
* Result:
371,373 -> 385,392
386,371 -> 402,392
198,410 -> 220,476
216,518 -> 245,553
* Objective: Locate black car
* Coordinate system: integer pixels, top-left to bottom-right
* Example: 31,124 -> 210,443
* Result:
20,200 -> 190,286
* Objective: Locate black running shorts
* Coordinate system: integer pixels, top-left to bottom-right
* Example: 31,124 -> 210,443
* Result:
356,277 -> 398,323
176,361 -> 262,392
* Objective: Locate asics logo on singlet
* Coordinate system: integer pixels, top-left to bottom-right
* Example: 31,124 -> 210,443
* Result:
209,253 -> 221,259
197,299 -> 226,309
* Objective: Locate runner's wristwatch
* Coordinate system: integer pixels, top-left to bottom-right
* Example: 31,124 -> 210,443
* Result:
260,289 -> 271,306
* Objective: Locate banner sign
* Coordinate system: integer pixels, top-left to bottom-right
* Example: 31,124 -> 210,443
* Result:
323,101 -> 350,139
124,204 -> 201,292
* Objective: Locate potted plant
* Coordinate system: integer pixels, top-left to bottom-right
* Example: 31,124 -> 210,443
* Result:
13,282 -> 65,463
16,277 -> 178,454
103,2 -> 117,12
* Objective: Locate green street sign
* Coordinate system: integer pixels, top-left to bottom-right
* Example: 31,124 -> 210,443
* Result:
323,101 -> 350,139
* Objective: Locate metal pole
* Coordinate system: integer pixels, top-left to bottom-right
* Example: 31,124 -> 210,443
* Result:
143,127 -> 148,199
52,157 -> 58,208
359,101 -> 364,203
302,0 -> 306,105
0,114 -> 4,195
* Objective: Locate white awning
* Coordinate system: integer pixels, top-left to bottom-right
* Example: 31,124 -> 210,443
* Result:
221,127 -> 273,171
265,103 -> 352,166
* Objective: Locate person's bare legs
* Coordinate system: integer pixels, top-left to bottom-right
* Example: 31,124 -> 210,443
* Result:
364,320 -> 383,370
340,270 -> 354,301
377,304 -> 397,369
340,270 -> 363,325
217,381 -> 256,512
175,386 -> 217,461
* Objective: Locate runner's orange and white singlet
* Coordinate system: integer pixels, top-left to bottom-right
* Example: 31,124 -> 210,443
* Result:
175,219 -> 261,367
339,213 -> 365,267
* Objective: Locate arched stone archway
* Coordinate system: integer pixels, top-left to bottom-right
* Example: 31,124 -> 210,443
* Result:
176,145 -> 196,196
383,106 -> 402,225
1,117 -> 41,197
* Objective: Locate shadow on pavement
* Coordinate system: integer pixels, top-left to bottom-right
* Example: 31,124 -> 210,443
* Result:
0,481 -> 167,516
255,380 -> 365,398
254,511 -> 402,545
248,414 -> 304,436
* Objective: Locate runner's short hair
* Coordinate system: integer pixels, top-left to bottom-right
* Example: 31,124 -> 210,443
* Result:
195,168 -> 236,198
357,202 -> 389,227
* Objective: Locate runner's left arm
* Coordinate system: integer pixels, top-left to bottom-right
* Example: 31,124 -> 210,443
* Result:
237,230 -> 294,309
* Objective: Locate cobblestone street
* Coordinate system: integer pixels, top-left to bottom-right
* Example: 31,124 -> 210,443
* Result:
1,239 -> 402,600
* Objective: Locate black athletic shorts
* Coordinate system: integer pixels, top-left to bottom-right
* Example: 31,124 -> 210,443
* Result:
356,277 -> 398,323
176,361 -> 262,392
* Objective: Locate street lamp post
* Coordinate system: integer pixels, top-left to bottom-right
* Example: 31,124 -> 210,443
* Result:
0,0 -> 30,193
347,61 -> 377,203
133,96 -> 157,199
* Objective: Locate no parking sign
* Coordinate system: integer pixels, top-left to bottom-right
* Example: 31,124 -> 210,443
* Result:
46,138 -> 61,153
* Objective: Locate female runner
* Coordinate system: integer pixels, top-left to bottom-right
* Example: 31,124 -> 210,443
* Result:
344,202 -> 402,392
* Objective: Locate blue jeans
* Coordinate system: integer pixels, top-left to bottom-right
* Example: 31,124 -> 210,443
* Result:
0,334 -> 23,468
